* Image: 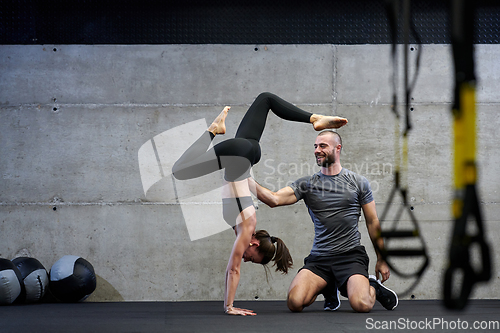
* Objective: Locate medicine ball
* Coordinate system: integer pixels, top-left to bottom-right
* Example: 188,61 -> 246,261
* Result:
49,255 -> 96,302
0,258 -> 26,304
12,257 -> 49,303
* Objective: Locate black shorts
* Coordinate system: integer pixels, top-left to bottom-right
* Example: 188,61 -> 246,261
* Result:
300,246 -> 369,297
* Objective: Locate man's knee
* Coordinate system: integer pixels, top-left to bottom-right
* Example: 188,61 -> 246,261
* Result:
287,292 -> 304,313
349,294 -> 373,313
286,269 -> 325,313
346,274 -> 374,313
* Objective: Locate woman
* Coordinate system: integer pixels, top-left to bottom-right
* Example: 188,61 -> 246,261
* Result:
172,92 -> 347,315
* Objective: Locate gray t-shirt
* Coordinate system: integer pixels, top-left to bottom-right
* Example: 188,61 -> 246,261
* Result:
289,168 -> 374,256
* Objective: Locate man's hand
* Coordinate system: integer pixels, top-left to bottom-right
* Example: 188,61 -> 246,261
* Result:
375,259 -> 390,283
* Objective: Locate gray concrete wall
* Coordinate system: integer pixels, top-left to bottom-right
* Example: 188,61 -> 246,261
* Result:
0,44 -> 498,302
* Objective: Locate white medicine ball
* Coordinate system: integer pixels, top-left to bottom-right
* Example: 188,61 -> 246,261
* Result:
12,257 -> 49,303
49,255 -> 96,302
0,258 -> 26,304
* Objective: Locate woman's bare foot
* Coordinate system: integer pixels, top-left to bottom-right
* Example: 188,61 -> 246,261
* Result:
311,114 -> 348,131
208,106 -> 231,135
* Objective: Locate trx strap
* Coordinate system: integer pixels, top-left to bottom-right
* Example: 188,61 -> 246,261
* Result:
443,0 -> 491,310
377,0 -> 429,297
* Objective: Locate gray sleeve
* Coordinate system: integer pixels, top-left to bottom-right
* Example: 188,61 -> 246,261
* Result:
289,176 -> 309,201
358,176 -> 374,205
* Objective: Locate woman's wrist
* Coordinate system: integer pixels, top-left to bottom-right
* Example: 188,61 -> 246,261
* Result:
224,304 -> 234,313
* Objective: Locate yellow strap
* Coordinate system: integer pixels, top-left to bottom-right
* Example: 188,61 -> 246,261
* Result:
453,82 -> 477,218
454,82 -> 477,188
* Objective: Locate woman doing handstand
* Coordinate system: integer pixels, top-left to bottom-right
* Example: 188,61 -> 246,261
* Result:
172,92 -> 347,315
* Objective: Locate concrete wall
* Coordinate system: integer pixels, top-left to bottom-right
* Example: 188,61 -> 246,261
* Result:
0,44 -> 498,302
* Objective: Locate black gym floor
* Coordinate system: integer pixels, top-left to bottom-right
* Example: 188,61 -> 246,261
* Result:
3,300 -> 499,332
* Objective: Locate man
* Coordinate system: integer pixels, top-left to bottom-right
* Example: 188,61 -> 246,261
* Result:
249,130 -> 397,312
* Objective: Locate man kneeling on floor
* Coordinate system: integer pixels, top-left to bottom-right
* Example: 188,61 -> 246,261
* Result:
249,130 -> 398,312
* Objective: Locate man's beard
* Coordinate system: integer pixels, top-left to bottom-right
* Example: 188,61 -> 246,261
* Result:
316,153 -> 335,167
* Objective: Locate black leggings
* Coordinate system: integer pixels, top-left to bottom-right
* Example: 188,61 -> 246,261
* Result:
172,92 -> 312,182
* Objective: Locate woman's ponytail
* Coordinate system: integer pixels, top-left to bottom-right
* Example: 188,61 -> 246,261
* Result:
254,230 -> 293,274
272,236 -> 293,274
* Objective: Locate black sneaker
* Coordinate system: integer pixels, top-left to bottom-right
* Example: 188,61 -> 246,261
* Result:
323,288 -> 341,311
369,275 -> 398,310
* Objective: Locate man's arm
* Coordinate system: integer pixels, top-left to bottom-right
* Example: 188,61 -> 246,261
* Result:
247,178 -> 298,207
362,200 -> 390,282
